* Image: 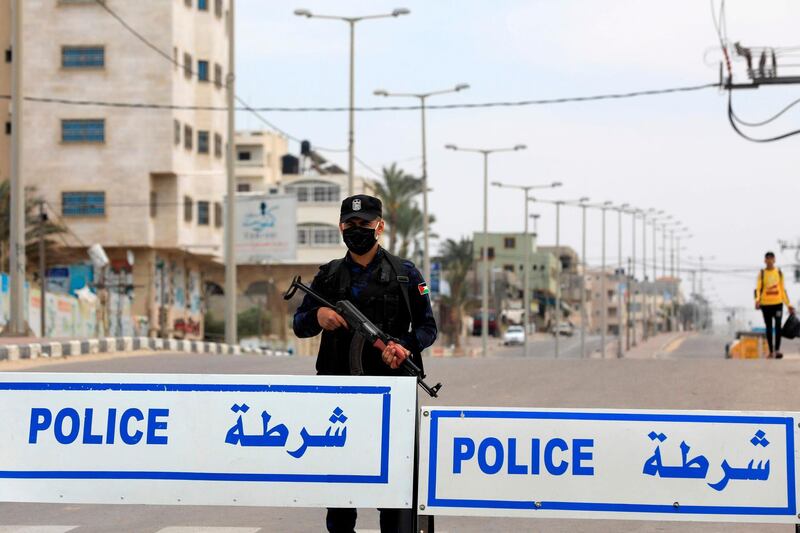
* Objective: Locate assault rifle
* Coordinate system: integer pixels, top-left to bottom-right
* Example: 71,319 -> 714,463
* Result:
284,275 -> 442,398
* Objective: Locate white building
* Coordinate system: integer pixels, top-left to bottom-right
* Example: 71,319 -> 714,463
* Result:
0,0 -> 232,338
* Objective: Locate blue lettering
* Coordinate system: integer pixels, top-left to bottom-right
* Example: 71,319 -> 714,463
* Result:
530,438 -> 540,475
544,438 -> 569,475
478,437 -> 504,475
146,408 -> 169,445
28,408 -> 52,443
82,408 -> 103,444
54,408 -> 80,444
120,408 -> 144,445
452,437 -> 475,474
572,439 -> 594,475
507,438 -> 527,474
106,408 -> 117,444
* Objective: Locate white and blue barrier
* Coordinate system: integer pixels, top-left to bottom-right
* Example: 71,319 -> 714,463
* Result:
0,373 -> 416,509
418,406 -> 800,525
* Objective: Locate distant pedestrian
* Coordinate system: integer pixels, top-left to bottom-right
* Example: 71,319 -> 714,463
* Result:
755,251 -> 795,358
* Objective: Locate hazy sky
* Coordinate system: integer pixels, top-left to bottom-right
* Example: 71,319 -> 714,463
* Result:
237,0 -> 800,327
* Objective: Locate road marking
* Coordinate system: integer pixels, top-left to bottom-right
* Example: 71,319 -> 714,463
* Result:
0,526 -> 78,533
156,528 -> 261,533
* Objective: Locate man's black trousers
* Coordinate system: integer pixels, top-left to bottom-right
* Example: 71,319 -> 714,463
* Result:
761,304 -> 783,354
326,507 -> 414,533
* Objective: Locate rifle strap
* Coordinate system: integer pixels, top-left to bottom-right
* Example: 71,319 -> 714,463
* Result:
383,252 -> 413,332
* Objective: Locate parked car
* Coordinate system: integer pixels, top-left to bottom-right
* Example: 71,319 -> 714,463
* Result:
503,325 -> 525,346
472,312 -> 499,337
552,322 -> 575,337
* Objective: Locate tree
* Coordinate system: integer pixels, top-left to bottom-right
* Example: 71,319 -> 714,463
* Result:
373,163 -> 422,255
439,237 -> 475,349
0,182 -> 71,274
394,203 -> 436,260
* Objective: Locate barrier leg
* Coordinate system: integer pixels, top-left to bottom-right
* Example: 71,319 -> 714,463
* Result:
419,514 -> 435,533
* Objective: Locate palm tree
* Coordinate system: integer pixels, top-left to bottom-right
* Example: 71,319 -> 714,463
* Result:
0,182 -> 70,273
394,203 -> 437,260
439,237 -> 475,349
373,163 -> 422,255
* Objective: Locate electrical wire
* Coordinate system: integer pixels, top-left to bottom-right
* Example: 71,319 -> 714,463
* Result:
0,83 -> 720,112
728,92 -> 800,127
726,88 -> 800,142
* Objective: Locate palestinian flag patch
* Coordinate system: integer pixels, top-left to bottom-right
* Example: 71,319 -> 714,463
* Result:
418,282 -> 430,296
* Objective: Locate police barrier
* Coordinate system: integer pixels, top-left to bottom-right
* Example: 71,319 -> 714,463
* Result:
0,373 -> 417,508
418,406 -> 800,524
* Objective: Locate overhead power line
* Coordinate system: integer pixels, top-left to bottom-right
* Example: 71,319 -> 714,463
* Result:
0,83 -> 720,113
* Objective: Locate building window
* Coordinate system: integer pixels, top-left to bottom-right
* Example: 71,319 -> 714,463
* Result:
214,63 -> 222,87
61,119 -> 105,143
198,60 -> 209,81
61,46 -> 104,68
183,52 -> 192,78
185,0 -> 191,6
237,183 -> 251,192
237,150 -> 251,161
150,191 -> 157,218
197,201 -> 210,225
4,122 -> 10,135
503,264 -> 514,272
184,196 -> 193,222
504,237 -> 516,249
214,202 -> 223,227
173,119 -> 181,145
62,191 -> 105,217
214,133 -> 222,158
198,0 -> 208,10
184,125 -> 193,150
298,223 -> 340,247
4,48 -> 10,63
285,180 -> 340,204
215,0 -> 222,17
197,130 -> 209,154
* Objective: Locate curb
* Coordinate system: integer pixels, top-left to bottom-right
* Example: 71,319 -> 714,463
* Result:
0,337 -> 292,362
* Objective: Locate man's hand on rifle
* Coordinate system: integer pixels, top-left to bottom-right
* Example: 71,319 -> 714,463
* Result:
381,341 -> 410,370
317,307 -> 348,331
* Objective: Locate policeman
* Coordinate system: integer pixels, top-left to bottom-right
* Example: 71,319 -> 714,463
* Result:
292,194 -> 437,533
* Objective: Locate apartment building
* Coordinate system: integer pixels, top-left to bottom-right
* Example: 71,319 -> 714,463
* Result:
1,0 -> 231,338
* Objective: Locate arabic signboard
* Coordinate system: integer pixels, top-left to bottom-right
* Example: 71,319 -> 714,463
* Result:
234,193 -> 297,264
0,373 -> 416,508
419,407 -> 800,524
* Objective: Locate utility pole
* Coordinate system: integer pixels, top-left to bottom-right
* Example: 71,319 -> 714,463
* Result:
224,0 -> 237,345
555,201 -> 562,359
601,206 -> 607,357
616,205 -> 627,358
580,202 -> 588,358
9,0 -> 26,335
631,210 -> 637,347
38,201 -> 46,337
642,211 -> 648,340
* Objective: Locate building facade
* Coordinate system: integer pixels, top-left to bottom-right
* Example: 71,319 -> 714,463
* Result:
1,0 -> 232,338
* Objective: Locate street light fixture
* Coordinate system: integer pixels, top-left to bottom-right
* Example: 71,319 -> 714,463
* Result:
445,143 -> 527,357
374,83 -> 470,286
294,7 -> 411,196
491,180 -> 562,357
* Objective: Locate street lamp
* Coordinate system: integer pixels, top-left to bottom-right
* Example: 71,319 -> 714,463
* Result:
374,83 -> 470,285
294,7 -> 410,196
446,143 -> 527,357
614,203 -> 629,358
600,201 -> 613,357
491,180 -> 562,357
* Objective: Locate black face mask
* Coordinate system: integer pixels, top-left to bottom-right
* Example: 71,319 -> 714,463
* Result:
342,225 -> 378,255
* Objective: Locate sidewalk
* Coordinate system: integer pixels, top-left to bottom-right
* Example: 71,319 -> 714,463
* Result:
621,331 -> 695,359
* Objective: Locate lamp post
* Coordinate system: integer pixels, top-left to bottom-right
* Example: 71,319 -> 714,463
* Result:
615,204 -> 629,358
295,7 -> 410,196
600,201 -> 613,357
445,143 -> 527,357
579,198 -> 591,358
529,196 -> 589,358
375,84 -> 469,285
491,180 -> 562,358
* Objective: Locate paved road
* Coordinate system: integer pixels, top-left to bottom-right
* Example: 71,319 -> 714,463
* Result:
1,350 -> 798,532
473,333 -> 604,359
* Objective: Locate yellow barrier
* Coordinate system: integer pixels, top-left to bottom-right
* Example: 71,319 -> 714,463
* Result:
729,333 -> 769,359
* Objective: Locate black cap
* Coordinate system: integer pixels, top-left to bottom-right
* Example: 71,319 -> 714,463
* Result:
340,194 -> 382,223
